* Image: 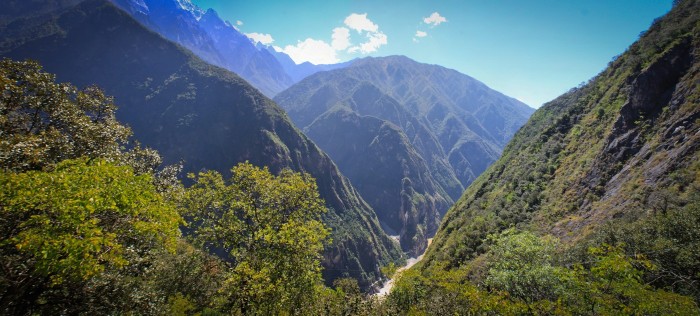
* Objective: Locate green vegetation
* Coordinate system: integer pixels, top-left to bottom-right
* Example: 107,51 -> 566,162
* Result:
383,230 -> 698,315
0,58 -> 129,171
390,0 -> 700,314
0,58 -> 383,314
181,163 -> 330,313
0,0 -> 403,289
0,159 -> 181,313
598,183 -> 700,302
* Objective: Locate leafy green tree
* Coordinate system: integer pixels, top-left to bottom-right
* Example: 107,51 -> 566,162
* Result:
0,158 -> 181,314
386,230 -> 699,315
561,244 -> 698,315
181,162 -> 330,314
602,188 -> 700,302
0,59 -> 130,171
307,278 -> 387,316
484,229 -> 565,305
0,58 -> 182,193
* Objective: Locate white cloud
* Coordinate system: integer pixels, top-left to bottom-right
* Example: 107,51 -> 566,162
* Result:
341,13 -> 387,54
344,13 -> 378,33
272,45 -> 283,52
283,38 -> 338,64
413,30 -> 427,42
245,32 -> 274,45
264,12 -> 387,65
424,12 -> 447,26
236,20 -> 243,26
360,32 -> 387,53
331,27 -> 351,50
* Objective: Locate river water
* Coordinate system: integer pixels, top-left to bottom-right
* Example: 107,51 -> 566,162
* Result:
375,238 -> 432,296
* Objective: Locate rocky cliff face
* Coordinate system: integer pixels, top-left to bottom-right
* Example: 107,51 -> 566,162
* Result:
305,107 -> 448,255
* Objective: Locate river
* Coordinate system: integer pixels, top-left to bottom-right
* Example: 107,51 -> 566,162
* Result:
375,238 -> 432,296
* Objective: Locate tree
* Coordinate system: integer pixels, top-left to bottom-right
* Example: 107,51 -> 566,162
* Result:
181,162 -> 330,314
0,58 -> 183,194
0,58 -> 130,171
485,229 -> 565,305
562,244 -> 698,315
0,158 -> 181,314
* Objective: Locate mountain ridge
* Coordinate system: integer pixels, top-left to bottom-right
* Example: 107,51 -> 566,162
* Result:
275,55 -> 534,256
109,0 -> 355,97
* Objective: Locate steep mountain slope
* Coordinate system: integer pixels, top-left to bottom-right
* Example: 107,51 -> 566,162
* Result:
275,57 -> 533,256
424,0 -> 700,275
305,106 -> 448,255
0,0 -> 402,289
0,0 -> 84,23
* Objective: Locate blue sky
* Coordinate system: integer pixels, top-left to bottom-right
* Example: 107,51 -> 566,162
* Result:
191,0 -> 673,108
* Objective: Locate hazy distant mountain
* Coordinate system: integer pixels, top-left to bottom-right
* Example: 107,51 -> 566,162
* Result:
0,0 -> 402,289
275,56 -> 534,256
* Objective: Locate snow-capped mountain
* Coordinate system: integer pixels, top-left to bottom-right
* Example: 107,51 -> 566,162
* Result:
109,0 -> 351,97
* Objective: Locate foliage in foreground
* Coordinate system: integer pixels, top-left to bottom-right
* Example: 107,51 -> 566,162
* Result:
0,58 -> 129,172
0,159 -> 182,314
0,58 -> 344,315
385,229 -> 699,315
180,163 -> 331,314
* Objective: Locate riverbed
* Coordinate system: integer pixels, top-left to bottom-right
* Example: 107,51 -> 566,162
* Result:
375,238 -> 432,296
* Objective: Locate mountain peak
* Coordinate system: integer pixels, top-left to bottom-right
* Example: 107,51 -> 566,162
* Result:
201,7 -> 220,20
175,0 -> 204,18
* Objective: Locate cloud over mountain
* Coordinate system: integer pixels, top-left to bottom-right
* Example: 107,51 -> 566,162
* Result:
280,12 -> 387,64
245,32 -> 274,45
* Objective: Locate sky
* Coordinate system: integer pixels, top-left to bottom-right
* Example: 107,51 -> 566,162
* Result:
190,0 -> 673,108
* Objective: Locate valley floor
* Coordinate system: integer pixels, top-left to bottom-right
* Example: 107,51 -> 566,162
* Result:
376,239 -> 432,296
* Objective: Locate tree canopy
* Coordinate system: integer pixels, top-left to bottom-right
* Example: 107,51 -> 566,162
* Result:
182,162 -> 330,314
0,58 -> 130,172
0,159 -> 181,313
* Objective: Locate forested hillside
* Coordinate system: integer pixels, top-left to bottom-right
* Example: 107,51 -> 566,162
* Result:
380,0 -> 700,313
